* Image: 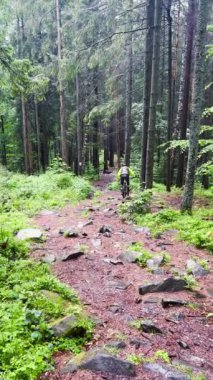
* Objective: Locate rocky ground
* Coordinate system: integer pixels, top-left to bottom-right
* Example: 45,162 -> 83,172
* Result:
32,173 -> 212,380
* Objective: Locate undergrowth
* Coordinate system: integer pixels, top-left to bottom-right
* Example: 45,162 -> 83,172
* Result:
0,164 -> 94,380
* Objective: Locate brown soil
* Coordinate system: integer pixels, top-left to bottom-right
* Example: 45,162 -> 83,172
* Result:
34,173 -> 213,380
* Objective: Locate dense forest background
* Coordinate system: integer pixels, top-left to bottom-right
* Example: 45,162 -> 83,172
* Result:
0,0 -> 212,210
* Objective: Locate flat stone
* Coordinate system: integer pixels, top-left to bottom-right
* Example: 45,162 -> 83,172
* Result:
63,351 -> 136,377
108,281 -> 130,290
134,227 -> 151,235
118,251 -> 141,263
51,315 -> 87,338
140,320 -> 164,334
41,254 -> 56,264
91,239 -> 102,247
139,277 -> 188,295
161,299 -> 188,308
17,228 -> 43,241
83,220 -> 93,227
143,363 -> 189,380
130,339 -> 151,348
106,341 -> 127,349
147,256 -> 164,269
108,305 -> 121,314
186,259 -> 208,277
59,251 -> 84,261
39,210 -> 55,216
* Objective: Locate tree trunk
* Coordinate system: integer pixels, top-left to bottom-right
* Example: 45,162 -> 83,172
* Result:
166,0 -> 173,192
124,0 -> 133,166
181,0 -> 210,211
92,73 -> 99,173
176,0 -> 196,188
145,0 -> 163,188
35,99 -> 41,172
76,73 -> 84,175
21,95 -> 32,174
140,0 -> 154,188
55,0 -> 68,164
0,115 -> 7,166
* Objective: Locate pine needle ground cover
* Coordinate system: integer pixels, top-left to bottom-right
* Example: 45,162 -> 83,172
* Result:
0,167 -> 93,380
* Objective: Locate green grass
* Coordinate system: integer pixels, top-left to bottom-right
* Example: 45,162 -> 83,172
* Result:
0,166 -> 94,380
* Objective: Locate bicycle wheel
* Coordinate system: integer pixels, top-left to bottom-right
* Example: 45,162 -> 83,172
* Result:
122,180 -> 128,198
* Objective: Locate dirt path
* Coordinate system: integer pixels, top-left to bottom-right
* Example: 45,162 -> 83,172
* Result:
34,173 -> 213,380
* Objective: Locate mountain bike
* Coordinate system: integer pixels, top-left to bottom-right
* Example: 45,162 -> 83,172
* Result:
121,178 -> 129,198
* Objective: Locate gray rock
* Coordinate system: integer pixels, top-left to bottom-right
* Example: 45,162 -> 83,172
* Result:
39,210 -> 55,216
60,251 -> 84,261
177,341 -> 190,349
134,227 -> 151,235
91,238 -> 102,248
130,339 -> 151,348
51,315 -> 87,338
186,259 -> 208,277
140,320 -> 164,334
108,281 -> 130,290
108,305 -> 121,314
106,341 -> 127,349
161,299 -> 188,308
41,254 -> 56,264
139,277 -> 187,295
118,251 -> 141,263
83,220 -> 93,227
153,268 -> 165,275
143,363 -> 189,380
147,256 -> 164,269
63,351 -> 136,377
64,229 -> 79,238
99,225 -> 112,233
17,228 -> 43,241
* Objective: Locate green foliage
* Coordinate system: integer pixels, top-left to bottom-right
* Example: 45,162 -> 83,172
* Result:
118,190 -> 152,220
154,350 -> 171,364
0,257 -> 92,380
135,206 -> 213,253
182,274 -> 199,291
136,250 -> 153,268
126,354 -> 143,365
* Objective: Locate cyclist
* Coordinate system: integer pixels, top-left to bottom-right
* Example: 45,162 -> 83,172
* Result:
117,164 -> 135,195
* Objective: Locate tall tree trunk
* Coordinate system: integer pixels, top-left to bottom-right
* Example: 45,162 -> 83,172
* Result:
55,0 -> 68,164
0,115 -> 7,166
166,0 -> 173,192
92,72 -> 99,173
76,73 -> 84,175
35,99 -> 41,172
140,0 -> 154,188
181,0 -> 210,211
176,0 -> 196,188
145,0 -> 163,188
21,95 -> 32,174
109,124 -> 114,167
124,0 -> 133,166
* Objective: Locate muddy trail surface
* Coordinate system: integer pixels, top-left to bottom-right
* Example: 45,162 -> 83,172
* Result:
34,173 -> 213,380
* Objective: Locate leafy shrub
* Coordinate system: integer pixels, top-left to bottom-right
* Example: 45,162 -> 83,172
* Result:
56,173 -> 73,189
118,190 -> 152,220
136,250 -> 153,267
0,229 -> 28,260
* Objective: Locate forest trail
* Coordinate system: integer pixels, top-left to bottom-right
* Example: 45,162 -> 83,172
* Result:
33,173 -> 213,380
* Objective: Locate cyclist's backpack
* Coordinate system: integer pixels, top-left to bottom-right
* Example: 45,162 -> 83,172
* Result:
121,166 -> 129,175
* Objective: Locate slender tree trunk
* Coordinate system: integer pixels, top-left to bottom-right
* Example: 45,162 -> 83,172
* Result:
145,0 -> 163,188
176,0 -> 196,187
140,0 -> 154,188
0,115 -> 7,166
109,124 -> 114,167
181,0 -> 210,211
55,0 -> 68,164
124,0 -> 133,166
76,73 -> 84,175
92,72 -> 99,173
35,99 -> 41,172
166,0 -> 173,192
21,95 -> 32,174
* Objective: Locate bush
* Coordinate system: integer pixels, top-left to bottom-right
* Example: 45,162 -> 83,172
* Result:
118,190 -> 152,220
